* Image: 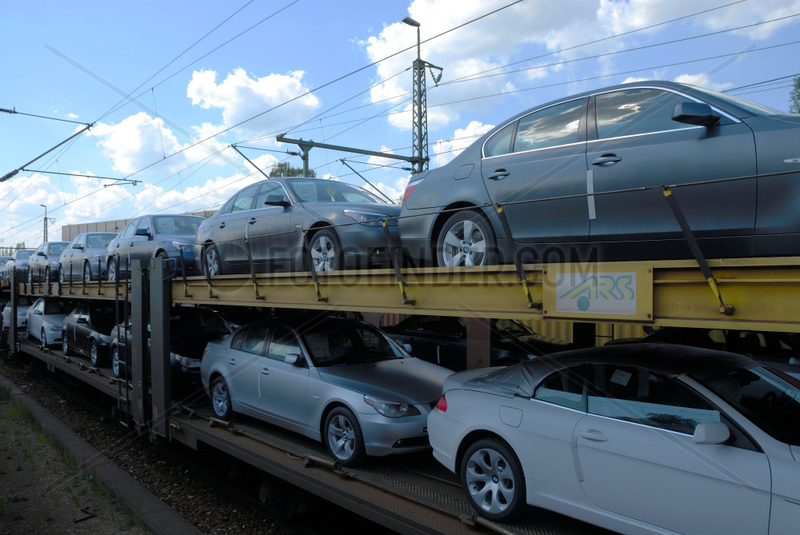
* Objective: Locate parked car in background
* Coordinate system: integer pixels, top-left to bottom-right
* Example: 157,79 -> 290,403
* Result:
106,214 -> 203,281
608,326 -> 800,379
28,241 -> 69,283
0,295 -> 33,331
61,301 -> 120,367
4,249 -> 35,280
383,315 -> 571,370
400,80 -> 800,267
195,177 -> 400,276
59,232 -> 117,282
0,256 -> 12,281
26,297 -> 78,348
201,314 -> 452,466
428,344 -> 800,533
111,306 -> 233,395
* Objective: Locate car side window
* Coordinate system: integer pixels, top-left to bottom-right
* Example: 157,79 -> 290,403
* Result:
534,365 -> 587,411
256,182 -> 285,207
231,185 -> 258,213
513,99 -> 584,153
121,220 -> 139,238
267,327 -> 301,363
484,122 -> 516,157
595,88 -> 697,140
238,325 -> 268,356
588,365 -> 721,435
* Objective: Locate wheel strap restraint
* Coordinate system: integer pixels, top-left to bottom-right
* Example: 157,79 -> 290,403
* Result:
495,204 -> 539,309
382,218 -> 415,305
301,228 -> 328,303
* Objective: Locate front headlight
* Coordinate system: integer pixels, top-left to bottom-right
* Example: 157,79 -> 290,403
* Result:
171,353 -> 201,369
343,210 -> 398,227
364,395 -> 421,418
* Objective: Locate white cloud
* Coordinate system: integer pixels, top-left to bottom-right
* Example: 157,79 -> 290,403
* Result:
673,73 -> 733,92
187,68 -> 322,136
66,112 -> 79,120
432,120 -> 494,167
87,112 -> 181,175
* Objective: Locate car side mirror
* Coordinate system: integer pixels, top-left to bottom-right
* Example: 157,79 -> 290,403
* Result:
403,343 -> 413,353
265,195 -> 290,208
73,244 -> 83,250
672,102 -> 720,127
77,317 -> 88,324
33,310 -> 42,315
36,251 -> 46,257
789,356 -> 800,367
284,353 -> 303,366
135,228 -> 151,237
693,421 -> 730,445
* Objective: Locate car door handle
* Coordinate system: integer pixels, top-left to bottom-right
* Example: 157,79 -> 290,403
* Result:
580,430 -> 608,442
261,367 -> 269,375
487,169 -> 510,180
591,154 -> 621,166
229,358 -> 236,366
219,222 -> 226,229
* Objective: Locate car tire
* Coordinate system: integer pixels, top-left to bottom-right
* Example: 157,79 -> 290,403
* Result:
62,333 -> 71,356
40,328 -> 47,348
211,376 -> 233,420
461,437 -> 526,522
308,228 -> 343,272
436,211 -> 498,267
203,243 -> 222,277
324,407 -> 366,467
89,339 -> 100,367
111,346 -> 121,378
84,262 -> 92,282
107,258 -> 117,282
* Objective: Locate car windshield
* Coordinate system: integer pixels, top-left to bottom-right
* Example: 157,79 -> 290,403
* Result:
170,308 -> 231,335
689,86 -> 781,116
44,300 -> 76,315
301,320 -> 404,366
16,250 -> 32,260
87,234 -> 114,249
287,180 -> 385,204
48,243 -> 66,255
495,318 -> 534,335
152,216 -> 203,236
700,366 -> 800,446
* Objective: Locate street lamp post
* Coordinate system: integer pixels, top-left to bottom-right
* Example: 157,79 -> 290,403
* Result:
402,17 -> 442,175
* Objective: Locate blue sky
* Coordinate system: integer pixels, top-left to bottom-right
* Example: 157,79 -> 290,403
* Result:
1,0 -> 799,249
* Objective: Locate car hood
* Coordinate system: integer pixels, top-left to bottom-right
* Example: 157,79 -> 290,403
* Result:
39,314 -> 69,327
16,306 -> 31,317
156,234 -> 197,246
317,358 -> 451,406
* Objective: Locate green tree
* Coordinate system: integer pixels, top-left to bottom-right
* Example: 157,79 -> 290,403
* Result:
790,76 -> 800,114
269,161 -> 315,178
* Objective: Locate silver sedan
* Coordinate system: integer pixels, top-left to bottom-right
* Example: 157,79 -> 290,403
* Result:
201,315 -> 452,466
428,344 -> 800,533
26,297 -> 78,348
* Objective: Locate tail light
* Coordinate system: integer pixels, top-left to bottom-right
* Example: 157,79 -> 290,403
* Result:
435,394 -> 447,412
403,181 -> 419,203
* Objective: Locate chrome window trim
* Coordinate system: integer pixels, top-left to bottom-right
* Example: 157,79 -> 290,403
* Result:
483,139 -> 586,160
587,126 -> 704,145
481,96 -> 587,159
592,85 -> 741,142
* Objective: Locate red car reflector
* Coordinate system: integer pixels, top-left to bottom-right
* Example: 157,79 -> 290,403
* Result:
403,182 -> 419,203
435,394 -> 447,412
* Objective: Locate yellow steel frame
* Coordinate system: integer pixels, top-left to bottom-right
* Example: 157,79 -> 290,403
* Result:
19,256 -> 800,333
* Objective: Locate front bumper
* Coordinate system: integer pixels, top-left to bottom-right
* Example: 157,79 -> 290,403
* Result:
357,407 -> 433,457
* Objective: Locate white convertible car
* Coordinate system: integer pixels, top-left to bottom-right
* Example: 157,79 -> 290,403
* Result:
428,343 -> 800,534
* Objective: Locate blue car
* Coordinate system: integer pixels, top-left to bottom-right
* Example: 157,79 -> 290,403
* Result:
105,214 -> 204,280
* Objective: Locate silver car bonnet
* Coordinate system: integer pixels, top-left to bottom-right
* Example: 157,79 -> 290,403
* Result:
317,358 -> 451,405
41,313 -> 69,330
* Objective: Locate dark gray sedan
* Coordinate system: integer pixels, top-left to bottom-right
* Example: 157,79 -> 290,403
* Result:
106,214 -> 203,280
400,80 -> 800,267
28,242 -> 68,283
195,177 -> 400,276
59,232 -> 117,282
